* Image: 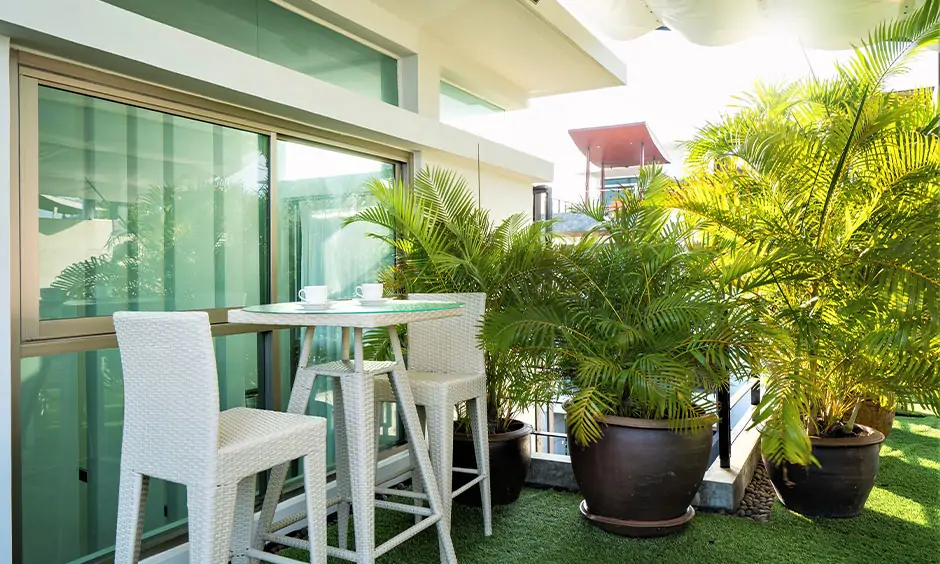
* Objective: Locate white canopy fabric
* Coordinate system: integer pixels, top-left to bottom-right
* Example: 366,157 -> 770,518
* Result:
570,0 -> 924,49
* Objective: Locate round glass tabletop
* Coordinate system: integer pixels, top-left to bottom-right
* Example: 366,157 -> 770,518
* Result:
240,299 -> 464,315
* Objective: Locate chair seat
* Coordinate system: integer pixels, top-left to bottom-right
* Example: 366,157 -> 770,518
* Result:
375,371 -> 485,406
218,407 -> 326,482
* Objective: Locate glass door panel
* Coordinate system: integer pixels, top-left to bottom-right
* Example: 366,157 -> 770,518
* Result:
274,140 -> 398,475
19,334 -> 259,563
36,86 -> 269,320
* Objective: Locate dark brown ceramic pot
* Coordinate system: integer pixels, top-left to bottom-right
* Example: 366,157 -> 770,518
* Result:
567,413 -> 714,537
763,424 -> 885,518
453,419 -> 532,506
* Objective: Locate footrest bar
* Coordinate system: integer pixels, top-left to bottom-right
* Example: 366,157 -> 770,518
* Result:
451,475 -> 486,498
375,498 -> 434,516
375,486 -> 431,501
247,547 -> 307,564
262,533 -> 309,551
452,467 -> 480,475
375,513 -> 441,558
268,510 -> 307,533
326,496 -> 347,508
325,545 -> 360,561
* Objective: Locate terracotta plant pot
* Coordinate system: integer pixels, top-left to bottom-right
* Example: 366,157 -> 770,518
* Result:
854,400 -> 896,439
567,413 -> 714,537
452,419 -> 532,506
763,424 -> 885,518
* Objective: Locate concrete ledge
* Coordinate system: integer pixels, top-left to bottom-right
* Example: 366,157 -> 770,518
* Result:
528,452 -> 578,491
693,423 -> 762,511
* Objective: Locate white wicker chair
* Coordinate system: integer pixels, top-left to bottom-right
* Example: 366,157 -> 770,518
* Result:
373,293 -> 492,542
112,311 -> 328,564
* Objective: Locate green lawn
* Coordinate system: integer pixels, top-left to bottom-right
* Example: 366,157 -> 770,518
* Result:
282,412 -> 940,564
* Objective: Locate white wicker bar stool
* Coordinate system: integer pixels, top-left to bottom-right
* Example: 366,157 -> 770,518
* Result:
373,293 -> 492,541
112,311 -> 328,564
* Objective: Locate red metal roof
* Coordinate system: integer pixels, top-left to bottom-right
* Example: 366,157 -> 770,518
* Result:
569,122 -> 670,167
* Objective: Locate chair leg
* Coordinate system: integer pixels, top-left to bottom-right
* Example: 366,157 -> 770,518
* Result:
114,468 -> 149,564
425,402 -> 455,563
373,399 -> 384,476
411,405 -> 427,524
187,482 -> 238,564
332,380 -> 352,551
469,396 -> 493,536
303,445 -> 328,564
338,357 -> 378,563
231,476 -> 256,564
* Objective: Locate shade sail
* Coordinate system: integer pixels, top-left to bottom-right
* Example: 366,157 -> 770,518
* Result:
569,0 -> 923,49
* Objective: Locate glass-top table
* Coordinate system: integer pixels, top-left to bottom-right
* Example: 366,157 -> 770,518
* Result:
227,299 -> 463,564
241,299 -> 463,314
230,299 -> 464,328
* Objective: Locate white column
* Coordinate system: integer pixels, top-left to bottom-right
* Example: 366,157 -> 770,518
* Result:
0,33 -> 15,564
399,50 -> 441,120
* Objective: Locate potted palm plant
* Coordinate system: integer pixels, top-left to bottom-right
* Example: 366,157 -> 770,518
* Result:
484,168 -> 761,536
671,1 -> 940,518
346,166 -> 562,505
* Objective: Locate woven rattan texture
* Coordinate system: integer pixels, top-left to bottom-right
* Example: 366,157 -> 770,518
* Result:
113,312 -> 328,564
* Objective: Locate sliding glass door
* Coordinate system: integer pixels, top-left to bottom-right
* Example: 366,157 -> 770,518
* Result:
17,73 -> 403,563
274,140 -> 398,473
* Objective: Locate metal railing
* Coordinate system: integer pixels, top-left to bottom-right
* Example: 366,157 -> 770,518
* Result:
532,184 -> 576,222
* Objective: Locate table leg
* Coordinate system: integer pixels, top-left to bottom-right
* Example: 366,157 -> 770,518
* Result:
338,327 -> 376,563
336,327 -> 352,549
387,326 -> 458,564
252,326 -> 318,554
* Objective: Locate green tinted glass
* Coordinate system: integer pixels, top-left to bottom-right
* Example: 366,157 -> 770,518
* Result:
440,81 -> 504,123
274,140 -> 399,477
37,86 -> 269,320
19,334 -> 259,563
103,0 -> 399,104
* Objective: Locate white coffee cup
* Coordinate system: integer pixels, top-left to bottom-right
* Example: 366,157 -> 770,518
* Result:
355,283 -> 383,301
298,285 -> 328,304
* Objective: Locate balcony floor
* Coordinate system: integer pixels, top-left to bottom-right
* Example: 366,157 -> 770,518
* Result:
281,411 -> 940,564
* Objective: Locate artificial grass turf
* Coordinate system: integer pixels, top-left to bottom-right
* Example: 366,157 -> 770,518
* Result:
281,412 -> 940,564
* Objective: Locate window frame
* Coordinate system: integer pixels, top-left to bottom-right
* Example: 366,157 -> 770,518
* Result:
16,53 -> 408,343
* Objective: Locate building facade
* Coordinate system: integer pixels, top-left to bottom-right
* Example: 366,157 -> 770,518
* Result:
0,1 -> 624,562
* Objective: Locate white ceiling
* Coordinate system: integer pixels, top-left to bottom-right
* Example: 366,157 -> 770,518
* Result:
371,0 -> 626,100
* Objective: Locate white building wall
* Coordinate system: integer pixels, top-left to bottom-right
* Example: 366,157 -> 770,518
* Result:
418,150 -> 535,224
0,0 -> 551,183
0,1 -> 555,560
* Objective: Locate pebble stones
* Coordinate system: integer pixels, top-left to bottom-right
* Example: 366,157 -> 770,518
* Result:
733,461 -> 777,522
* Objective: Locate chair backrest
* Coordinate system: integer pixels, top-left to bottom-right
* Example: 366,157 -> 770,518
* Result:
113,311 -> 220,481
407,293 -> 486,376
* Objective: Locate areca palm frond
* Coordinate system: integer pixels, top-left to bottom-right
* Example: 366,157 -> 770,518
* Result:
484,168 -> 765,446
670,0 -> 940,465
345,166 -> 563,431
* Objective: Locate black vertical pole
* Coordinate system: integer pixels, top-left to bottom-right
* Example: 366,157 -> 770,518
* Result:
718,383 -> 731,469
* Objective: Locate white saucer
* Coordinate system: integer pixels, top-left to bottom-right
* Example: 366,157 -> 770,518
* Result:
358,297 -> 391,306
297,301 -> 332,311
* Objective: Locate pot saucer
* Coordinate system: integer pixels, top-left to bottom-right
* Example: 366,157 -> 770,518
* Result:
579,500 -> 694,537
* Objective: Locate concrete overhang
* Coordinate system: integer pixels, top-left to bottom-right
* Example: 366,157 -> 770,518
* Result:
0,0 -> 554,181
303,0 -> 628,109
